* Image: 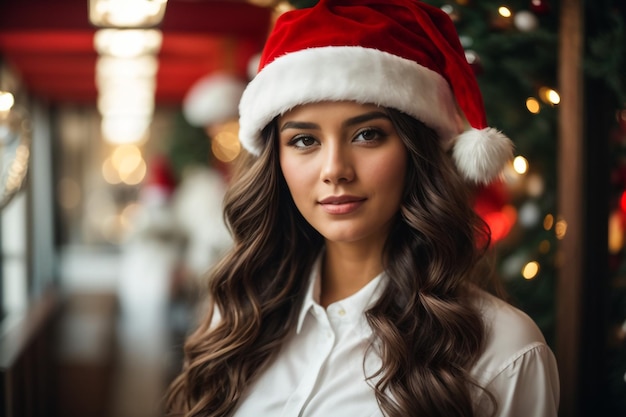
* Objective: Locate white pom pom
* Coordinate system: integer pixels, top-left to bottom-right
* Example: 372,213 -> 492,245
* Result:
183,73 -> 246,127
451,127 -> 514,183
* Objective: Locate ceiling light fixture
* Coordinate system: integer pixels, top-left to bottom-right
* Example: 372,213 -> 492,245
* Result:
89,0 -> 168,28
94,29 -> 162,57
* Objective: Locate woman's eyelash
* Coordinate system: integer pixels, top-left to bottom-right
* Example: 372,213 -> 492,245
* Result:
287,135 -> 317,148
355,128 -> 387,142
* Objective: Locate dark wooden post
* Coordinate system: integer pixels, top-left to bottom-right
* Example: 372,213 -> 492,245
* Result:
556,0 -> 584,416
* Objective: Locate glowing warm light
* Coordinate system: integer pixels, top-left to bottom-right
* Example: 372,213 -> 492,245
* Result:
96,58 -> 155,117
0,91 -> 15,112
102,157 -> 122,184
274,1 -> 295,15
94,29 -> 162,57
522,261 -> 540,280
210,121 -> 242,163
512,156 -> 528,174
555,218 -> 568,239
90,0 -> 168,28
101,114 -> 151,144
212,131 -> 241,163
97,55 -> 158,79
120,159 -> 147,185
526,97 -> 540,114
96,55 -> 156,146
539,87 -> 561,105
111,144 -> 143,174
526,173 -> 545,197
538,240 -> 551,254
498,6 -> 512,17
609,210 -> 624,254
543,214 -> 554,230
97,75 -> 156,97
546,89 -> 560,104
98,93 -> 154,118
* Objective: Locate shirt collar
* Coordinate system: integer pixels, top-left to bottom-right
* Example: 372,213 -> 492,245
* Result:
296,251 -> 387,334
296,253 -> 323,334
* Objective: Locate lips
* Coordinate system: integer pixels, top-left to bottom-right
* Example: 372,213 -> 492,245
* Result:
318,195 -> 366,214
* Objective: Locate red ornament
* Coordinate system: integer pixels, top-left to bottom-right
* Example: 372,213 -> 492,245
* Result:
474,181 -> 514,244
530,0 -> 550,15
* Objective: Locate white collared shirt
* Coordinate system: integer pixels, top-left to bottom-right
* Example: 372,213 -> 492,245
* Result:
232,257 -> 560,417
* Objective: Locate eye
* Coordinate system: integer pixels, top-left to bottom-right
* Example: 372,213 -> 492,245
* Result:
354,128 -> 385,143
288,135 -> 318,149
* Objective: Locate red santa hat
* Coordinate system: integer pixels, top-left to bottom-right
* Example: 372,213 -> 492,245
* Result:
183,73 -> 246,127
238,0 -> 513,184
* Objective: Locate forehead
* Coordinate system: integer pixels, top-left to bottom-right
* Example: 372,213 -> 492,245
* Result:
279,101 -> 386,122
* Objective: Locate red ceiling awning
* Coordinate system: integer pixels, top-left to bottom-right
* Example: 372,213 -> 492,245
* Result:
0,0 -> 272,105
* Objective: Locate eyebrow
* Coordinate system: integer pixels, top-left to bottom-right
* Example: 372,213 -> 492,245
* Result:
279,111 -> 390,132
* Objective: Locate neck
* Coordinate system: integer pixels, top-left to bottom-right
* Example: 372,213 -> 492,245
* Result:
319,240 -> 385,308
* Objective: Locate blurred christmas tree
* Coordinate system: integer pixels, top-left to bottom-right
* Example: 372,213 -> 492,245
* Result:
425,1 -> 626,414
422,1 -> 626,413
420,0 -> 561,348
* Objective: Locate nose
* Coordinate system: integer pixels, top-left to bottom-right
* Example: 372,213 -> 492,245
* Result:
320,142 -> 355,184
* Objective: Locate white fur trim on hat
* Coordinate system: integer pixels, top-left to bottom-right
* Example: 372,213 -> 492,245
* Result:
239,46 -> 461,153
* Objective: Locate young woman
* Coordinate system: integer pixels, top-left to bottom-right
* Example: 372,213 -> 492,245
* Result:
166,1 -> 560,416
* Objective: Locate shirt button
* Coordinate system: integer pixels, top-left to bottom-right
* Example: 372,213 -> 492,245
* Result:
338,309 -> 346,316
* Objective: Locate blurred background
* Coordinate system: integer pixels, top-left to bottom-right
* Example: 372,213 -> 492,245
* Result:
0,0 -> 624,416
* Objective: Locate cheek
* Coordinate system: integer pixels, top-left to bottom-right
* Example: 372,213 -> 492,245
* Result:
280,157 -> 309,200
368,151 -> 407,196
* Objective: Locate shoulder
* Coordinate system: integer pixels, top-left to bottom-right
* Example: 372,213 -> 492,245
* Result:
469,289 -> 554,384
469,289 -> 560,416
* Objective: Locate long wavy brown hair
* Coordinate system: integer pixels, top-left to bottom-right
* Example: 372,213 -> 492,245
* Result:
165,108 -> 497,417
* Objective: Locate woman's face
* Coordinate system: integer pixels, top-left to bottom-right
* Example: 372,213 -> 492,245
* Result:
278,101 -> 407,247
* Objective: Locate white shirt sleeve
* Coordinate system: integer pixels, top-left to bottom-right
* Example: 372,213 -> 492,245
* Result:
471,290 -> 560,417
476,342 -> 560,417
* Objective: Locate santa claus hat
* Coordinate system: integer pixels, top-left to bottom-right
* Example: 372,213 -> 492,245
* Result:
183,73 -> 246,127
238,0 -> 513,183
